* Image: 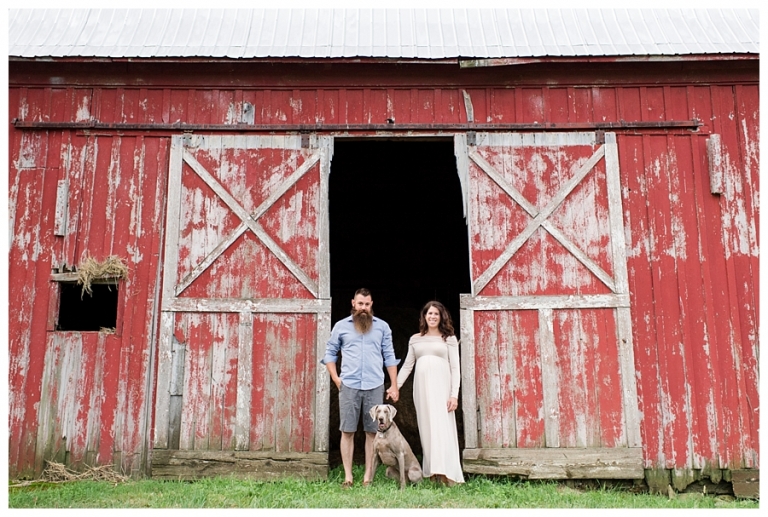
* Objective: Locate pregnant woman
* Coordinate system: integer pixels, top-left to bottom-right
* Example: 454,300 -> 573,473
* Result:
397,300 -> 464,486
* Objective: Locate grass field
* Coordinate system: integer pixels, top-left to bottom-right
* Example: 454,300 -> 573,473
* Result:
8,464 -> 759,509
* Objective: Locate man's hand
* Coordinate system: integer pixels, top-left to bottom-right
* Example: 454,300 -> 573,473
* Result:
447,397 -> 458,412
385,385 -> 400,403
332,377 -> 341,390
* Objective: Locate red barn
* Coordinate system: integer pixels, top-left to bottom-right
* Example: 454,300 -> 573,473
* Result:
7,9 -> 759,496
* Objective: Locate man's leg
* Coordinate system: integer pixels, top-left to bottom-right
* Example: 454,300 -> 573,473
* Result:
363,431 -> 376,483
340,431 -> 355,484
338,384 -> 361,485
361,384 -> 384,484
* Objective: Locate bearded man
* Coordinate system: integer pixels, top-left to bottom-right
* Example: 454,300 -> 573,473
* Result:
322,288 -> 400,487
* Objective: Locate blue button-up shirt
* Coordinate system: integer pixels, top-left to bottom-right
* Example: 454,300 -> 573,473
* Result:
321,316 -> 400,390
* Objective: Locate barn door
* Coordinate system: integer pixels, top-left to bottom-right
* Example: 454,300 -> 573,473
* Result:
152,134 -> 332,480
455,132 -> 643,479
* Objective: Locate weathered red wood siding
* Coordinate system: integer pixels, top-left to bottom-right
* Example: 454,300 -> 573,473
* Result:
8,61 -> 758,479
8,117 -> 169,476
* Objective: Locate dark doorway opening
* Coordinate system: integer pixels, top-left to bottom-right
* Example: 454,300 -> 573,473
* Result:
328,138 -> 471,466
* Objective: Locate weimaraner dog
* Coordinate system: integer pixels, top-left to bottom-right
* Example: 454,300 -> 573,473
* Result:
367,404 -> 423,489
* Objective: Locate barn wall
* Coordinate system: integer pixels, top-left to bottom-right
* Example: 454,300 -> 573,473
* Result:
8,120 -> 170,477
8,60 -> 758,480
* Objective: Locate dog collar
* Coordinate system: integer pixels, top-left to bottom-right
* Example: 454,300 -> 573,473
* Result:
377,423 -> 394,434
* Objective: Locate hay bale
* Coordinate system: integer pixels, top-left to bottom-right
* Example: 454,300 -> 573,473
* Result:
77,255 -> 129,297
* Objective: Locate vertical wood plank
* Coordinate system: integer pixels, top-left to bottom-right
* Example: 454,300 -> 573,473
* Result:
314,309 -> 331,452
317,136 -> 332,299
605,132 -> 642,447
498,310 -> 517,447
153,312 -> 175,449
162,136 -> 184,305
459,306 -> 477,448
235,311 -> 253,451
538,308 -> 560,448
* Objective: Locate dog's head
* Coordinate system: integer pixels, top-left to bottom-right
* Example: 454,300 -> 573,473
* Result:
369,404 -> 397,432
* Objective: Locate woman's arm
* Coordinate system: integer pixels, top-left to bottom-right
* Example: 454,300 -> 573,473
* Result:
396,337 -> 418,388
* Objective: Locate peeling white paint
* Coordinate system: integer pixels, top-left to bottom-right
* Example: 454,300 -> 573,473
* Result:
15,132 -> 42,169
75,94 -> 91,122
720,144 -> 758,258
225,103 -> 237,125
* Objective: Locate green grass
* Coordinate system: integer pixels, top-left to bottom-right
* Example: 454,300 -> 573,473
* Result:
9,465 -> 759,509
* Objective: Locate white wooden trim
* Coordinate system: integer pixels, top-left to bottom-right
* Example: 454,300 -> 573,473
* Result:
162,136 -> 185,307
473,146 -> 606,293
460,293 -> 630,310
460,307 -> 478,448
617,307 -> 642,448
604,133 -> 630,295
538,308 -> 560,448
469,149 -> 616,292
314,310 -> 331,452
317,137 -> 332,299
477,132 -> 598,148
235,311 -> 253,451
183,134 -> 305,151
153,312 -> 175,449
174,226 -> 243,297
165,297 -> 331,313
454,134 -> 473,296
453,133 -> 470,220
249,221 -> 319,297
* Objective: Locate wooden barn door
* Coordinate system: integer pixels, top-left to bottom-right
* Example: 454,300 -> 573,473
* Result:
455,132 -> 643,479
152,134 -> 333,480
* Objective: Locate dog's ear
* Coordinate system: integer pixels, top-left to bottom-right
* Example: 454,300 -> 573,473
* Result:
369,404 -> 378,421
388,404 -> 397,420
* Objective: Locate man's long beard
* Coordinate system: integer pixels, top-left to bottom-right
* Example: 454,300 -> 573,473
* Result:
352,309 -> 374,334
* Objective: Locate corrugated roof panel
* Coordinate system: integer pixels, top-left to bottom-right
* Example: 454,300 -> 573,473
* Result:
538,10 -> 566,56
521,10 -> 547,57
425,10 -> 444,59
599,10 -> 630,56
8,8 -> 759,59
728,9 -> 760,51
735,9 -> 760,45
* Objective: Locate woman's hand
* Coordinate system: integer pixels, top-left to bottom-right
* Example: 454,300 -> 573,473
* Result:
447,397 -> 458,412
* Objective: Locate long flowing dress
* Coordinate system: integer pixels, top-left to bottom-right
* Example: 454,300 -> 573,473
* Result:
397,334 -> 464,483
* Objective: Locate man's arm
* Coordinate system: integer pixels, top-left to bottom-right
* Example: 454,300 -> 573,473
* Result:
321,323 -> 342,389
381,323 -> 400,402
325,362 -> 341,390
385,365 -> 399,402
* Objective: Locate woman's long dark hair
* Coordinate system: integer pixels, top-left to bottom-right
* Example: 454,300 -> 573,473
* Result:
418,301 -> 455,341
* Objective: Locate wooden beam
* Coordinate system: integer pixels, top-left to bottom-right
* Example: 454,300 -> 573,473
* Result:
150,450 -> 328,481
164,297 -> 330,313
460,293 -> 630,310
731,469 -> 759,499
462,447 -> 644,479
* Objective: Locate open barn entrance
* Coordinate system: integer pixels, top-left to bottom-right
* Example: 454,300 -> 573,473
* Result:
328,138 -> 471,466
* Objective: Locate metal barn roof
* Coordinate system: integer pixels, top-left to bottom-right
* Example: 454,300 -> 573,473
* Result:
8,8 -> 759,60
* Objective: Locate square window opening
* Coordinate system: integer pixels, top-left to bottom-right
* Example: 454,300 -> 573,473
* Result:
57,282 -> 119,332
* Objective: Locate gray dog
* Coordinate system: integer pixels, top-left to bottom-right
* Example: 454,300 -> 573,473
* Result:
367,404 -> 423,489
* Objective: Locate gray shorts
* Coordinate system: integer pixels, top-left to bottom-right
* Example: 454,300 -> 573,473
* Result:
339,383 -> 383,434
